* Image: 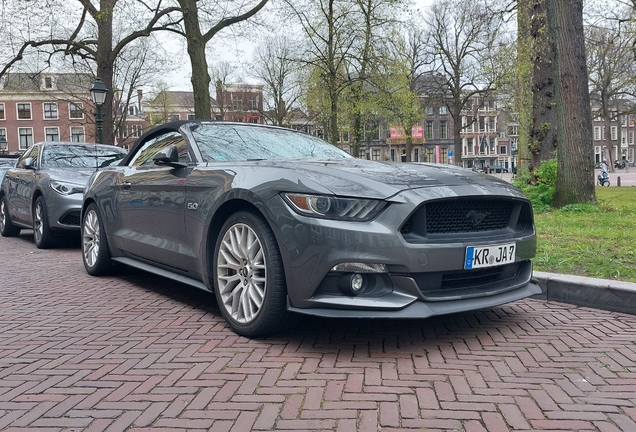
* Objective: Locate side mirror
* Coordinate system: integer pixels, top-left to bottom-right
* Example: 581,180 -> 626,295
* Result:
153,145 -> 187,168
23,157 -> 36,170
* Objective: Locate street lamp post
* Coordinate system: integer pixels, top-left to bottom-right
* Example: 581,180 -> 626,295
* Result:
89,78 -> 108,144
0,135 -> 7,154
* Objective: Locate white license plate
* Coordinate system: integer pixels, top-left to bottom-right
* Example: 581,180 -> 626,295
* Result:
465,243 -> 516,269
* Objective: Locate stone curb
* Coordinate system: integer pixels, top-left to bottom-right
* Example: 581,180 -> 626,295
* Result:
532,271 -> 636,315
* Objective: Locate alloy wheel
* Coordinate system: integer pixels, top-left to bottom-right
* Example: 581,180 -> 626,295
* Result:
34,201 -> 44,242
217,223 -> 267,324
82,209 -> 100,269
0,200 -> 6,232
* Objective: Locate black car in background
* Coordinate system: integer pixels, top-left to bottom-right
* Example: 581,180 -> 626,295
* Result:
0,142 -> 127,248
80,121 -> 539,337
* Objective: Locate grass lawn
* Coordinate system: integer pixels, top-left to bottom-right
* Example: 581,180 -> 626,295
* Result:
533,186 -> 636,282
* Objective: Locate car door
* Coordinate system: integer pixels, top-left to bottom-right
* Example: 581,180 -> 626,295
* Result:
4,145 -> 40,225
116,131 -> 194,271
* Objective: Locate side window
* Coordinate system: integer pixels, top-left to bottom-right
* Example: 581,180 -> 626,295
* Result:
17,145 -> 40,169
129,131 -> 190,167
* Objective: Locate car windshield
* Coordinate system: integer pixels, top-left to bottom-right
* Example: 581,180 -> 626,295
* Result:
0,159 -> 16,167
191,124 -> 351,162
43,145 -> 127,168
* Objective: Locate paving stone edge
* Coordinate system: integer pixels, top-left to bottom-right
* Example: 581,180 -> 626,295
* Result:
532,271 -> 636,315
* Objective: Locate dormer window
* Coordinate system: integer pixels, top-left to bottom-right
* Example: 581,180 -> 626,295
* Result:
41,75 -> 57,90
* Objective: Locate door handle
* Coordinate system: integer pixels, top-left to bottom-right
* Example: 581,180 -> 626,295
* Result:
121,182 -> 131,189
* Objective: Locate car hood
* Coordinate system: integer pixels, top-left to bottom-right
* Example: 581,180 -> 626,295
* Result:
256,158 -> 516,199
42,168 -> 97,185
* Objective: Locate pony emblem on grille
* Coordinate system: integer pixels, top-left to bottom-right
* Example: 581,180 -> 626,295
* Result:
466,210 -> 489,226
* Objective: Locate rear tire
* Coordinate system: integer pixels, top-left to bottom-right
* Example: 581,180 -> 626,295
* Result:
213,211 -> 287,338
82,203 -> 115,276
0,196 -> 21,237
33,196 -> 56,249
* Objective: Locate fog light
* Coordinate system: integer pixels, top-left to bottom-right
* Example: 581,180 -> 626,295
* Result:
338,273 -> 366,295
351,273 -> 364,292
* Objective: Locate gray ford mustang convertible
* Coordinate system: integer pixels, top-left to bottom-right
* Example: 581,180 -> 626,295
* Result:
81,120 -> 540,337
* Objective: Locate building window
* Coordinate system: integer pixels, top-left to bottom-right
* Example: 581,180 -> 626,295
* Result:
467,138 -> 474,155
0,128 -> 6,143
131,124 -> 143,138
0,103 -> 5,120
500,145 -> 506,154
45,127 -> 59,141
70,126 -> 85,142
439,105 -> 447,115
128,105 -> 136,116
414,149 -> 419,162
622,129 -> 627,146
187,114 -> 196,120
17,103 -> 32,120
69,103 -> 84,119
593,126 -> 601,141
231,95 -> 242,110
249,117 -> 259,124
248,95 -> 258,110
43,102 -> 58,120
621,116 -> 627,126
440,148 -> 448,163
425,106 -> 434,115
630,130 -> 634,145
121,125 -> 128,138
439,121 -> 447,139
168,114 -> 180,122
390,149 -> 395,161
19,127 -> 33,149
479,116 -> 486,132
44,77 -> 53,89
488,116 -> 496,132
372,149 -> 380,160
611,126 -> 617,141
508,126 -> 518,136
426,147 -> 434,163
342,131 -> 349,142
426,121 -> 433,140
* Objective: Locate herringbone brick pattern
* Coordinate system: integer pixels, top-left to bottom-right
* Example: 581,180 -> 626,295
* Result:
1,233 -> 636,431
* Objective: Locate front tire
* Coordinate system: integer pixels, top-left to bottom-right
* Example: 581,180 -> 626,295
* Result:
82,203 -> 115,276
33,196 -> 56,249
213,211 -> 287,338
0,196 -> 21,237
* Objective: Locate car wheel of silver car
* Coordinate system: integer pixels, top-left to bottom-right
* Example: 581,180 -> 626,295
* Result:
33,196 -> 56,249
0,196 -> 21,237
214,211 -> 287,338
82,203 -> 115,276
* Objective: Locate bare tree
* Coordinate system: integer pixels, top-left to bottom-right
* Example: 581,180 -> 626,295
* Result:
252,35 -> 302,126
175,0 -> 269,119
0,0 -> 181,144
546,0 -> 596,206
210,61 -> 236,120
422,0 -> 506,166
587,23 -> 636,171
283,0 -> 357,145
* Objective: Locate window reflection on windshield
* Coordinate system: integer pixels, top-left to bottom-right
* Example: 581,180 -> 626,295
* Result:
191,124 -> 351,162
43,145 -> 127,168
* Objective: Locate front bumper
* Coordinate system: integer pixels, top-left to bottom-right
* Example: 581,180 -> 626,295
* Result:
265,186 -> 537,316
46,191 -> 83,231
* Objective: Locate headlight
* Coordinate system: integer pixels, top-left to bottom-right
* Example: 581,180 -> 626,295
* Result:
282,193 -> 386,221
50,180 -> 85,195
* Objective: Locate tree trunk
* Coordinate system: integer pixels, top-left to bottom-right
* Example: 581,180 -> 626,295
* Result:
528,0 -> 557,169
180,0 -> 212,119
547,0 -> 596,207
95,0 -> 116,144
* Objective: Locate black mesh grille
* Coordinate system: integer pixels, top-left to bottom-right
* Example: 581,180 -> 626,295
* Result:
59,211 -> 81,226
426,200 -> 513,234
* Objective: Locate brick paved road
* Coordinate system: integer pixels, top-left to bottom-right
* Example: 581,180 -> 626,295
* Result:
1,232 -> 636,432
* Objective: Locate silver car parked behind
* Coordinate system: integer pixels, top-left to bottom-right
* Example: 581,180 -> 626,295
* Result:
0,142 -> 127,248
